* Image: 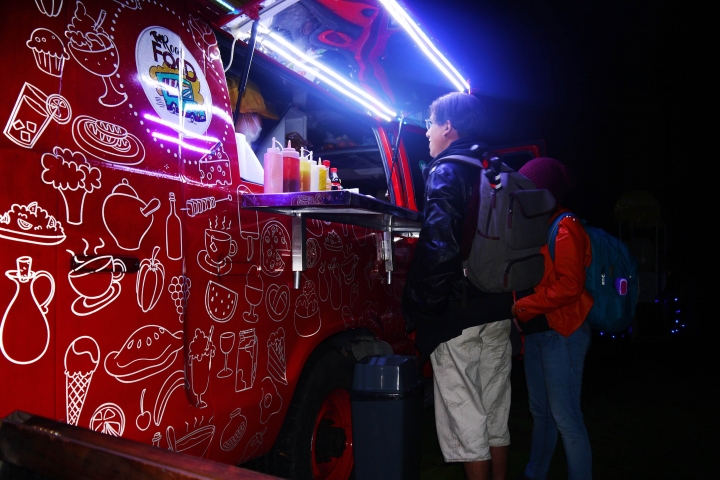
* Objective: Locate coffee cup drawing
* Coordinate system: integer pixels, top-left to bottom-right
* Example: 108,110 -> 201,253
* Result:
69,255 -> 125,316
197,229 -> 237,275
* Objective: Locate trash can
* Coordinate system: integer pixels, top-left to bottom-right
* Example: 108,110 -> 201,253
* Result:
351,354 -> 424,480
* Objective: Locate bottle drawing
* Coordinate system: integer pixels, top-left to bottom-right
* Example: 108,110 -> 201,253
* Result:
1,256 -> 55,365
166,192 -> 182,260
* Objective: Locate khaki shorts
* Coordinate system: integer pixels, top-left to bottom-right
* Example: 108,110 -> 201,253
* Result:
431,320 -> 512,462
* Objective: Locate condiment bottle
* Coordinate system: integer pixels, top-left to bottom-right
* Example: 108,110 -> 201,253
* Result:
322,160 -> 332,190
263,137 -> 283,193
299,147 -> 312,192
317,158 -> 328,191
330,167 -> 342,190
310,154 -> 320,191
282,140 -> 300,192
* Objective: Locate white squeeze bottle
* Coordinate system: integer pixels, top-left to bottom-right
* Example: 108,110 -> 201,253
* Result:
310,152 -> 320,191
264,137 -> 283,193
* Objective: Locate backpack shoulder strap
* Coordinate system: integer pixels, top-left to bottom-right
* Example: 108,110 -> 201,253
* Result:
439,155 -> 484,168
548,212 -> 577,261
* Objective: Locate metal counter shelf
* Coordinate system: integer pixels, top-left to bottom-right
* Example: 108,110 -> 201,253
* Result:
239,190 -> 422,288
239,190 -> 422,233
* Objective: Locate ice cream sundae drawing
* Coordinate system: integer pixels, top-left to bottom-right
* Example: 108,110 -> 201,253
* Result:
65,1 -> 127,107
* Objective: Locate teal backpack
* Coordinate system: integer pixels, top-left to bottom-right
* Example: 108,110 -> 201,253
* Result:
549,213 -> 639,333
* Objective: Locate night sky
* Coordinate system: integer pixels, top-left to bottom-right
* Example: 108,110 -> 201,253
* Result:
402,0 -> 704,327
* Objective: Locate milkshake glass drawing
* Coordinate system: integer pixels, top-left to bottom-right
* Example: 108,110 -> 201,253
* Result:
188,326 -> 215,408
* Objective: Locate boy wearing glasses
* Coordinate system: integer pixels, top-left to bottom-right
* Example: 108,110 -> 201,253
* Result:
402,92 -> 515,480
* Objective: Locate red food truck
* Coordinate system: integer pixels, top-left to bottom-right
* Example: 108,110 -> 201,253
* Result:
0,0 -> 544,478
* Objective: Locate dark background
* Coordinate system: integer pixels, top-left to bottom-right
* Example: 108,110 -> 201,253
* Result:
402,0 -> 704,332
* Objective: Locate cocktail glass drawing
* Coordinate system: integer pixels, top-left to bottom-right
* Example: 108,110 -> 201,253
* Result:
217,332 -> 235,378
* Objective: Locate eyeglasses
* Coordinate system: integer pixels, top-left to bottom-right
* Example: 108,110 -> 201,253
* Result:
424,118 -> 434,129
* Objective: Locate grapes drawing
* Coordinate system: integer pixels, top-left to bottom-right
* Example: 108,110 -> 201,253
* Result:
168,275 -> 191,322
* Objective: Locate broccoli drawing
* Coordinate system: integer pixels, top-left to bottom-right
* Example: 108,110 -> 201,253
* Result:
41,146 -> 101,225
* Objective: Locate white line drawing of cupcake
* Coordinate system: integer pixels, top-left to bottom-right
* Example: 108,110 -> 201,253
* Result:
27,28 -> 69,77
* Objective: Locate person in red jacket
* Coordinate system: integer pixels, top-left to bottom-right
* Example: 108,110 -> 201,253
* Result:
511,157 -> 594,480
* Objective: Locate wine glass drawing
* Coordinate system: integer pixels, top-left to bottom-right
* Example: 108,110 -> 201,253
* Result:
243,266 -> 263,323
217,332 -> 235,378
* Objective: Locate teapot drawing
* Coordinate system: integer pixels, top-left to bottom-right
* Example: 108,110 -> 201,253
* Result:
1,256 -> 55,365
102,178 -> 160,250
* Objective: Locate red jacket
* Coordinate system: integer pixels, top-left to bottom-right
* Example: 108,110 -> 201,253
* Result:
514,208 -> 594,337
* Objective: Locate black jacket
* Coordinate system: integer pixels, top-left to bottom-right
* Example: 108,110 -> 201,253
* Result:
401,137 -> 514,359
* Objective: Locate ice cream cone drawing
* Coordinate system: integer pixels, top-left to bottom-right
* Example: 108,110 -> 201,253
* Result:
41,147 -> 101,225
64,336 -> 100,426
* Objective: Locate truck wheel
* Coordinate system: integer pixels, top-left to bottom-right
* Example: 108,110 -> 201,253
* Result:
267,344 -> 356,480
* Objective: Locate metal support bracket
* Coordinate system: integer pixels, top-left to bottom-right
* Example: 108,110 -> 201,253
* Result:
292,214 -> 306,289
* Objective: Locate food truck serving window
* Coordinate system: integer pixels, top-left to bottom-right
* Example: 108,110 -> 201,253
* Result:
222,45 -> 393,202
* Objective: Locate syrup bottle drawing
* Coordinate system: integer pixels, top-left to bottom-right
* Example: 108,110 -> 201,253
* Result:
0,256 -> 55,365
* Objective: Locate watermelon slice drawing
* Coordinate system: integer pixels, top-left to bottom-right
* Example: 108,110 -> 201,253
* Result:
205,280 -> 238,323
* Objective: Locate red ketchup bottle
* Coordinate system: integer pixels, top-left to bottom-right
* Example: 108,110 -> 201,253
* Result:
282,141 -> 300,192
330,167 -> 342,190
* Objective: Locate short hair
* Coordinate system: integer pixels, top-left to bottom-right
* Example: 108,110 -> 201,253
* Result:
429,92 -> 485,137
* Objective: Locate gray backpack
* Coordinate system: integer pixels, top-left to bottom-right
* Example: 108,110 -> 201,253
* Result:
445,154 -> 556,293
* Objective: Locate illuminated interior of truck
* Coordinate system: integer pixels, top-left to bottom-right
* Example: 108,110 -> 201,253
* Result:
212,0 -> 465,204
